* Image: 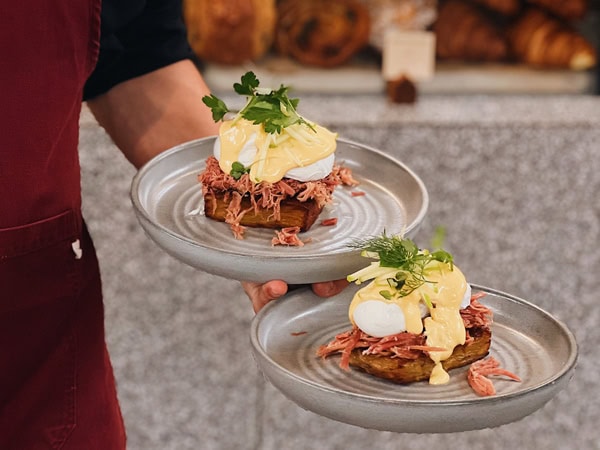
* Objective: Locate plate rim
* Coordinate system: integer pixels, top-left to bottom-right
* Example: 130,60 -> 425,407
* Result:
130,136 -> 430,261
250,283 -> 578,407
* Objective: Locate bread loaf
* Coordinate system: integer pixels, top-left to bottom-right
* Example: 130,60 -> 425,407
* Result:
469,0 -> 521,16
275,0 -> 371,67
434,0 -> 508,62
524,0 -> 588,21
183,0 -> 276,65
203,193 -> 323,232
507,8 -> 597,70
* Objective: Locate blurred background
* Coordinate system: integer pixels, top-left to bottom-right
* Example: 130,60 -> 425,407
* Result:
80,1 -> 599,449
184,0 -> 599,95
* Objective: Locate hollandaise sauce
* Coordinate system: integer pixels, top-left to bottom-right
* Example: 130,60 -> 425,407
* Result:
218,118 -> 337,183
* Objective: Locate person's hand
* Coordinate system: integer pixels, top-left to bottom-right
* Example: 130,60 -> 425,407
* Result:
242,279 -> 349,313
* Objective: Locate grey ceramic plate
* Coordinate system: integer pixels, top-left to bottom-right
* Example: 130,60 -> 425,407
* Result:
130,137 -> 428,283
250,284 -> 578,433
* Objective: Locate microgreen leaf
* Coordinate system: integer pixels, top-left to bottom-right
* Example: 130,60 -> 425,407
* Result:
430,225 -> 447,250
229,161 -> 250,180
348,232 -> 455,297
233,71 -> 259,96
201,71 -> 314,135
201,94 -> 229,122
379,290 -> 393,300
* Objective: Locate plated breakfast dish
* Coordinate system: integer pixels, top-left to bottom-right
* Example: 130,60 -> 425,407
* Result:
317,233 -> 520,396
250,274 -> 577,431
199,71 -> 358,242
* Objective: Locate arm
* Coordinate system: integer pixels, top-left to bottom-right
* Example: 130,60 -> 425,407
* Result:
86,59 -> 218,169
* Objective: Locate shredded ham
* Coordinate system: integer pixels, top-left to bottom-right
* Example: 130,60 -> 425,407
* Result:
460,296 -> 493,329
467,356 -> 521,396
316,291 -> 518,397
317,293 -> 494,373
336,166 -> 360,186
223,191 -> 252,240
320,218 -> 338,226
351,190 -> 366,197
316,326 -> 430,371
271,227 -> 306,247
198,156 -> 358,239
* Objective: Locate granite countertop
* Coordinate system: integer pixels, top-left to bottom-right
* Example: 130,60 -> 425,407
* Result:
79,93 -> 600,449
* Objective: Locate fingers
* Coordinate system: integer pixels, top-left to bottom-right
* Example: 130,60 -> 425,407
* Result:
311,279 -> 349,298
241,280 -> 288,313
241,278 -> 349,314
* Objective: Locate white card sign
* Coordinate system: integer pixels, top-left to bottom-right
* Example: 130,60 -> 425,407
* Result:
382,30 -> 436,81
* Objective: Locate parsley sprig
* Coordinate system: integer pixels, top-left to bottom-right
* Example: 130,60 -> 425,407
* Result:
229,161 -> 250,180
347,233 -> 454,298
202,71 -> 313,134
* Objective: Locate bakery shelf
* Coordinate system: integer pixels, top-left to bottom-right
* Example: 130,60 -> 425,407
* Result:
202,58 -> 596,96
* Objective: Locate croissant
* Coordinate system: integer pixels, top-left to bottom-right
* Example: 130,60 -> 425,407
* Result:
507,8 -> 597,70
469,0 -> 521,16
183,0 -> 276,65
275,0 -> 371,67
524,0 -> 588,21
434,0 -> 508,62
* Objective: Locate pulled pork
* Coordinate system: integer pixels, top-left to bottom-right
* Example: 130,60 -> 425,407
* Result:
198,156 -> 358,240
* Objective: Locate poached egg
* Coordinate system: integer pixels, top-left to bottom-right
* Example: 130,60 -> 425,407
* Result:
214,118 -> 337,183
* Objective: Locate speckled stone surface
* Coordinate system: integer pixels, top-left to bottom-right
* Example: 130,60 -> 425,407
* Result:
78,94 -> 600,450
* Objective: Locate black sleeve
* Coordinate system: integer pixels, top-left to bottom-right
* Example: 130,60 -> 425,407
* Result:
83,0 -> 194,100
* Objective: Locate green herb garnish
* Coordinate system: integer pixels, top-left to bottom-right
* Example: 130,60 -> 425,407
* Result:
347,233 -> 454,298
202,71 -> 314,134
229,161 -> 250,180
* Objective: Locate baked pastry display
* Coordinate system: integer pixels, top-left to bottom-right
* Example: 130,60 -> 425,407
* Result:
434,0 -> 509,62
183,0 -> 276,64
507,7 -> 597,70
199,72 -> 358,240
317,234 -> 519,393
274,0 -> 371,67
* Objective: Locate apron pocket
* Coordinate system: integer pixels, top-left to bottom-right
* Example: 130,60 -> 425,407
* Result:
0,210 -> 81,312
0,210 -> 81,449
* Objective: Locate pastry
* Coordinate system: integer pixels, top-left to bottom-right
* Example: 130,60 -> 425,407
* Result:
275,0 -> 371,67
507,7 -> 597,70
434,0 -> 509,62
524,0 -> 588,21
183,0 -> 276,65
469,0 -> 521,16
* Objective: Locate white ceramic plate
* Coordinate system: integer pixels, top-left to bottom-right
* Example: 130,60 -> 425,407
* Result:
130,137 -> 428,283
250,284 -> 578,433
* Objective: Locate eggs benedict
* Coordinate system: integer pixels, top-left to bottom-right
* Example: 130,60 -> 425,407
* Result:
199,71 -> 357,239
317,234 -> 494,385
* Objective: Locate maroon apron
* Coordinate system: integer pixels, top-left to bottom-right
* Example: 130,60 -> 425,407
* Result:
0,1 -> 126,448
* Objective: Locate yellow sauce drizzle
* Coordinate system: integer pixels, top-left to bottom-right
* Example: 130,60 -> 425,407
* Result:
217,119 -> 337,183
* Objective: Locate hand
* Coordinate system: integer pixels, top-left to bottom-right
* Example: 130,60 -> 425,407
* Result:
242,279 -> 349,313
